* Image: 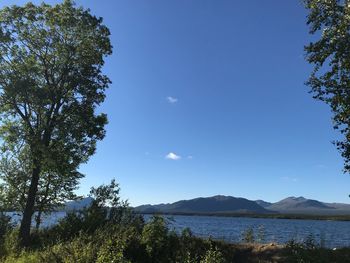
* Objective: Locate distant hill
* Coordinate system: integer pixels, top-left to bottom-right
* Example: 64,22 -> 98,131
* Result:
268,196 -> 331,210
135,195 -> 269,214
135,195 -> 350,216
260,196 -> 350,215
63,197 -> 94,211
255,200 -> 272,208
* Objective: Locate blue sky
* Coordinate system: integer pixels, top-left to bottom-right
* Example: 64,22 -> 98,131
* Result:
2,0 -> 350,206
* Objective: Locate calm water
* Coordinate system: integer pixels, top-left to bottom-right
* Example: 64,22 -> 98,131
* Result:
144,215 -> 350,248
8,212 -> 350,248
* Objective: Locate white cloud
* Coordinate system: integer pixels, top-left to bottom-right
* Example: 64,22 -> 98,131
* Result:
187,155 -> 193,159
166,96 -> 178,104
165,152 -> 181,160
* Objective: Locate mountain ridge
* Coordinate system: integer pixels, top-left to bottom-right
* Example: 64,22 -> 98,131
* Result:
134,195 -> 350,215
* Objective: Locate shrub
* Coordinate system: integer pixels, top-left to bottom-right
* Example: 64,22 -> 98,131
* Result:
96,238 -> 130,263
0,213 -> 12,241
37,233 -> 98,263
141,216 -> 170,262
0,214 -> 14,257
257,225 -> 265,243
285,236 -> 328,263
0,181 -> 241,263
242,227 -> 255,243
2,229 -> 21,257
200,245 -> 225,263
3,251 -> 41,263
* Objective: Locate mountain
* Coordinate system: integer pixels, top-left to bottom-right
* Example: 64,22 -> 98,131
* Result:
255,200 -> 272,208
263,196 -> 350,215
267,196 -> 332,211
64,197 -> 94,211
135,195 -> 350,215
135,195 -> 269,214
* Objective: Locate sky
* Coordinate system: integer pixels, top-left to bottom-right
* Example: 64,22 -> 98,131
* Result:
1,0 -> 350,206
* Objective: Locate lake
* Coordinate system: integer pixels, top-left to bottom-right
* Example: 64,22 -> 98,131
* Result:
145,214 -> 350,248
8,212 -> 350,248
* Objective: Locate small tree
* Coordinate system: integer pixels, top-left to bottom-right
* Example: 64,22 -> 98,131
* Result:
0,0 -> 112,245
304,0 -> 350,173
0,142 -> 83,229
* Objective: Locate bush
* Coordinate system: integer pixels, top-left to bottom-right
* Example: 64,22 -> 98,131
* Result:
200,245 -> 225,263
283,236 -> 347,263
3,251 -> 41,263
96,238 -> 130,263
0,213 -> 12,241
241,227 -> 255,243
141,216 -> 171,262
0,181 -> 241,263
0,214 -> 14,257
2,229 -> 21,257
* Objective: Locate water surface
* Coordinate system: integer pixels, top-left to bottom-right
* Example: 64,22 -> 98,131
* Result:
145,214 -> 350,248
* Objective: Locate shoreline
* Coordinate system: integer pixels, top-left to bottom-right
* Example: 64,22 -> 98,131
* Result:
137,211 -> 350,221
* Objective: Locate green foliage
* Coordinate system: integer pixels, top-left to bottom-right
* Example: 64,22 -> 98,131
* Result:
241,226 -> 255,243
200,245 -> 225,263
284,235 -> 350,263
0,213 -> 12,239
183,251 -> 198,263
2,229 -> 21,257
304,0 -> 350,173
0,146 -> 31,212
96,238 -> 130,263
141,216 -> 169,260
42,180 -> 134,243
240,225 -> 265,244
0,144 -> 83,230
0,0 -> 112,244
285,237 -> 322,263
3,252 -> 41,263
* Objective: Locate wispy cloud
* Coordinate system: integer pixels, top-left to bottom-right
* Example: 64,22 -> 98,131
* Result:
166,96 -> 178,104
187,155 -> 193,159
165,152 -> 181,160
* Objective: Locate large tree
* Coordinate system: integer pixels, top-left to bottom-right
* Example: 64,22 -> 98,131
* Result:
304,0 -> 350,172
0,0 -> 112,245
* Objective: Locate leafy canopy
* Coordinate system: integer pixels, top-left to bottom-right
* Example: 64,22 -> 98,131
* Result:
0,0 -> 112,169
305,0 -> 350,172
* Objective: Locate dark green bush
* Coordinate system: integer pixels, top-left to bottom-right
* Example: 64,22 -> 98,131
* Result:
0,213 -> 13,256
284,236 -> 350,263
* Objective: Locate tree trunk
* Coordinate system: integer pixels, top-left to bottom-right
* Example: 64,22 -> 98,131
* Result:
35,209 -> 42,230
35,172 -> 51,230
19,163 -> 41,246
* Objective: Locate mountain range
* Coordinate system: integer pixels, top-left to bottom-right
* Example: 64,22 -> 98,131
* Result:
134,195 -> 350,215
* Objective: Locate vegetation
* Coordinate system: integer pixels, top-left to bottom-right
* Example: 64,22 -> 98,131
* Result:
0,0 -> 349,262
0,180 -> 348,262
284,236 -> 350,263
0,0 -> 112,245
0,181 -> 240,263
304,0 -> 350,173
